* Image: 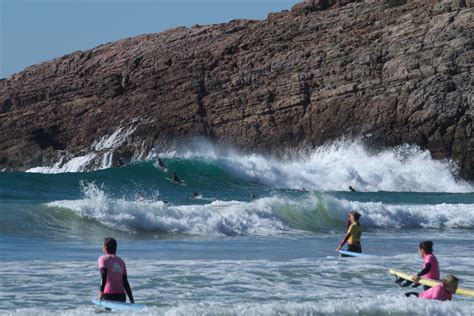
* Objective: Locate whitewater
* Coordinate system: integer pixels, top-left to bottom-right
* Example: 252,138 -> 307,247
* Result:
1,141 -> 474,315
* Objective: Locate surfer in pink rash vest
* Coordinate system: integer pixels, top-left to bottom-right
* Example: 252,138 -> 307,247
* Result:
98,237 -> 135,303
418,275 -> 458,301
412,241 -> 439,290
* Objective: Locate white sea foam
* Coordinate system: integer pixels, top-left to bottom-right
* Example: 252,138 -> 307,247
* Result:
298,193 -> 474,230
2,256 -> 474,316
45,183 -> 474,236
326,196 -> 474,229
147,138 -> 219,161
212,141 -> 471,193
47,183 -> 292,236
26,137 -> 472,193
26,154 -> 97,174
149,140 -> 472,193
27,125 -> 137,174
92,125 -> 136,151
159,298 -> 474,316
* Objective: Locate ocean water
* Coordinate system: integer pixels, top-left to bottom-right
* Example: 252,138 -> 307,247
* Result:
1,141 -> 474,315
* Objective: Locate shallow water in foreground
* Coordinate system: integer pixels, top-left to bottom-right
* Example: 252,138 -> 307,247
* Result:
2,232 -> 474,315
1,146 -> 474,315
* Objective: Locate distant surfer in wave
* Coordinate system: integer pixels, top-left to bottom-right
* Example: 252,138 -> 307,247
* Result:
348,186 -> 356,192
116,158 -> 125,168
158,158 -> 165,169
336,211 -> 362,255
172,172 -> 182,183
98,237 -> 135,304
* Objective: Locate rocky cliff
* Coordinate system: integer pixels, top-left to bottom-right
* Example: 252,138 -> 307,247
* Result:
0,0 -> 473,177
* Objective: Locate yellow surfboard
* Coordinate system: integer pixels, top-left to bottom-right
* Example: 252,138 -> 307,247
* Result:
388,268 -> 474,297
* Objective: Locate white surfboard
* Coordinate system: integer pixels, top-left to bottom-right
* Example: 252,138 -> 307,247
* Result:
338,250 -> 378,257
165,177 -> 186,186
91,299 -> 145,311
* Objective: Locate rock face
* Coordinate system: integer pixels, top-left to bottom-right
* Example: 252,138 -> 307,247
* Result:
0,0 -> 473,177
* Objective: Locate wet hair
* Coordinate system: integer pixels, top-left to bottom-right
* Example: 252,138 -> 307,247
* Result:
349,211 -> 361,223
103,237 -> 117,254
443,275 -> 459,294
419,240 -> 433,254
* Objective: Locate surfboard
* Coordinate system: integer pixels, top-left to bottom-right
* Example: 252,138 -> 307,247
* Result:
338,250 -> 378,257
91,299 -> 145,311
388,268 -> 474,297
165,177 -> 186,186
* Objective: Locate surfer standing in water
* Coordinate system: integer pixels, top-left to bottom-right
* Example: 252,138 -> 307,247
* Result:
336,211 -> 362,254
98,237 -> 135,304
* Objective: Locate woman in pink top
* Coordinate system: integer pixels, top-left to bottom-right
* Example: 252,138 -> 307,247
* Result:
419,275 -> 458,301
98,237 -> 135,303
412,240 -> 439,290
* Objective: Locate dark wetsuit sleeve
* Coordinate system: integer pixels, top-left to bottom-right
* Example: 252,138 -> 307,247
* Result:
417,263 -> 431,277
100,268 -> 107,292
123,274 -> 134,303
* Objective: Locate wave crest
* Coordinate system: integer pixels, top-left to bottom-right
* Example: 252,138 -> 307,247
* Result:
45,183 -> 474,236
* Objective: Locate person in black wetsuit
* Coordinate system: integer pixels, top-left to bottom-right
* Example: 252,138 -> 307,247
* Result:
158,158 -> 165,169
172,172 -> 182,183
116,158 -> 125,167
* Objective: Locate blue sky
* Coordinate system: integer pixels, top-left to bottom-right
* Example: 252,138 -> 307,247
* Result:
0,0 -> 300,78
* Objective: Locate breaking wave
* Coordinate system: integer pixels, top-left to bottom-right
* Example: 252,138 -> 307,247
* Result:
43,182 -> 474,237
28,140 -> 472,193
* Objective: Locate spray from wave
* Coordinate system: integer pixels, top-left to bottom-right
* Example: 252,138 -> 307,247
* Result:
28,139 -> 471,193
44,182 -> 474,237
141,139 -> 471,193
324,195 -> 474,229
154,140 -> 470,193
47,182 -> 296,236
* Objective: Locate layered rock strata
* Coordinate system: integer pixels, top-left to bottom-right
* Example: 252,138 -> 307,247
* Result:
0,0 -> 472,177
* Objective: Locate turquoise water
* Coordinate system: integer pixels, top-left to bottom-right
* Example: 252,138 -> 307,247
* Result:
1,144 -> 474,315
